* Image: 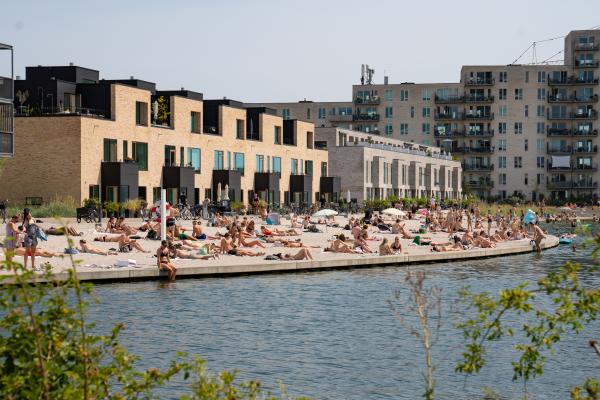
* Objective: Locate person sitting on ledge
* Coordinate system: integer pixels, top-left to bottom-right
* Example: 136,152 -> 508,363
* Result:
157,240 -> 177,281
325,233 -> 355,254
379,238 -> 394,256
78,239 -> 118,255
238,233 -> 266,248
276,248 -> 314,261
391,236 -> 403,253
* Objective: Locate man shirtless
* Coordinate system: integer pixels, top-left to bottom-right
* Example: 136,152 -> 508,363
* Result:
531,222 -> 546,253
78,239 -> 118,255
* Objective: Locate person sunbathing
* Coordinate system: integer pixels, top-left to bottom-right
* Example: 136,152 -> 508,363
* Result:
277,248 -> 314,261
430,242 -> 464,252
137,221 -> 158,232
226,245 -> 265,257
326,234 -> 355,253
461,231 -> 475,245
271,228 -> 301,236
105,216 -> 118,233
78,239 -> 118,255
473,232 -> 495,248
280,239 -> 319,248
95,234 -> 125,242
238,234 -> 266,248
13,247 -> 63,258
397,223 -> 413,239
379,238 -> 393,256
115,217 -> 138,235
45,226 -> 83,236
353,236 -> 372,253
168,243 -> 218,260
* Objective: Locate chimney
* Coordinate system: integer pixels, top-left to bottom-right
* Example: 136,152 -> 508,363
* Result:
15,75 -> 20,80
384,76 -> 389,85
69,62 -> 74,66
130,76 -> 134,80
181,87 -> 184,91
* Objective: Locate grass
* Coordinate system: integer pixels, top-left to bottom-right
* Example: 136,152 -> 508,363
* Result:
6,197 -> 78,218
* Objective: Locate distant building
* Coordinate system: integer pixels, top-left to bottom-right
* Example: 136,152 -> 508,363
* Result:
0,42 -> 14,157
249,29 -> 600,203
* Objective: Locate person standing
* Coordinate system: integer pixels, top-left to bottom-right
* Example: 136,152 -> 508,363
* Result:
22,209 -> 39,270
4,215 -> 20,263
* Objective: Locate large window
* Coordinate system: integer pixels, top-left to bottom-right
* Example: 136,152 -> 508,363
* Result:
234,152 -> 245,175
304,160 -> 313,176
256,154 -> 264,172
132,142 -> 148,171
103,139 -> 117,162
214,150 -> 224,170
291,158 -> 298,175
272,156 -> 281,175
164,145 -> 176,166
191,111 -> 201,133
274,126 -> 282,144
321,162 -> 327,176
187,148 -> 201,173
135,102 -> 147,125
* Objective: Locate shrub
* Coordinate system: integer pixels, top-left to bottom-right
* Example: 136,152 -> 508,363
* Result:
103,201 -> 120,216
230,201 -> 246,213
83,197 -> 100,209
7,197 -> 77,218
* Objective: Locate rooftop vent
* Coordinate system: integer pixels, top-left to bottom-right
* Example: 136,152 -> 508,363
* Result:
130,76 -> 134,80
181,87 -> 184,90
69,62 -> 74,66
15,75 -> 20,80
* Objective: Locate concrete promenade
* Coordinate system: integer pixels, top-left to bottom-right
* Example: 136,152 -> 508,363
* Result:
0,216 -> 560,284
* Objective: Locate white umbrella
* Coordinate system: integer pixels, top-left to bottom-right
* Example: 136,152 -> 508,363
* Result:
312,209 -> 338,218
346,190 -> 351,203
223,184 -> 230,201
217,182 -> 222,202
382,208 -> 406,217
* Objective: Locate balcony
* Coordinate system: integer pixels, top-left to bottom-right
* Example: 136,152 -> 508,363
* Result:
574,181 -> 598,189
464,95 -> 495,103
462,163 -> 494,172
464,129 -> 494,137
547,94 -> 599,103
353,113 -> 380,121
574,145 -> 598,154
354,96 -> 380,105
329,113 -> 353,122
547,145 -> 572,154
163,165 -> 196,204
574,60 -> 600,68
434,112 -> 464,121
455,146 -> 495,154
464,180 -> 494,189
212,169 -> 242,202
547,128 -> 573,137
464,112 -> 494,121
548,164 -> 599,172
573,129 -> 599,137
549,181 -> 599,190
574,43 -> 599,51
548,76 -> 600,85
434,129 -> 464,137
547,110 -> 598,120
14,105 -> 109,119
434,95 -> 464,104
464,77 -> 495,86
547,181 -> 575,190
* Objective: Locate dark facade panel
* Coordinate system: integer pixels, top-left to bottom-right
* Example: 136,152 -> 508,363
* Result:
289,174 -> 313,203
77,82 -> 112,118
0,76 -> 12,101
254,172 -> 280,192
101,79 -> 156,93
25,65 -> 99,84
283,119 -> 296,145
101,161 -> 139,202
319,176 -> 341,194
212,169 -> 242,202
162,166 -> 196,205
156,90 -> 203,101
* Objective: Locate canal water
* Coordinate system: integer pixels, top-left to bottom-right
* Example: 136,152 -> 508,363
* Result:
89,225 -> 600,399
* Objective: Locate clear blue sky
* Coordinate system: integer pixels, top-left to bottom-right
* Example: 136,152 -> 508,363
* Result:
2,0 -> 600,102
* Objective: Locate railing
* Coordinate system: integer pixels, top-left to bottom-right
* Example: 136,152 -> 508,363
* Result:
464,180 -> 494,188
547,94 -> 599,103
434,112 -> 464,120
354,96 -> 380,105
350,141 -> 453,160
0,103 -> 13,134
547,181 -> 574,189
547,110 -> 598,120
574,145 -> 598,153
548,76 -> 600,85
547,145 -> 572,154
464,129 -> 494,137
454,146 -> 495,154
573,129 -> 599,136
548,164 -> 599,172
433,129 -> 464,137
353,113 -> 380,121
574,60 -> 600,68
464,77 -> 495,86
464,112 -> 494,120
14,106 -> 108,118
464,95 -> 495,103
548,181 -> 598,189
574,43 -> 599,51
434,95 -> 464,104
547,128 -> 572,136
462,163 -> 494,171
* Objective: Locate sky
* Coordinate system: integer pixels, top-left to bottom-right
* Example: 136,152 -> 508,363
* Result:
2,0 -> 600,102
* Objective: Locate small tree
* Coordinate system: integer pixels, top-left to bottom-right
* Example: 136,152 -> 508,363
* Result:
156,96 -> 171,126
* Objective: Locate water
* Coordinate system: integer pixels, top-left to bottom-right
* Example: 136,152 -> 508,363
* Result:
88,225 -> 600,399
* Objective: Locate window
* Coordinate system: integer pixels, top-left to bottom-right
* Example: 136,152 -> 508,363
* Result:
236,119 -> 244,139
123,140 -> 128,160
499,173 -> 507,185
514,122 -> 523,134
525,71 -> 529,83
537,139 -> 545,151
537,122 -> 545,134
282,109 -> 290,119
274,126 -> 282,144
135,102 -> 147,125
164,145 -> 176,166
338,107 -> 352,115
514,156 -> 522,168
385,106 -> 393,118
410,107 -> 414,118
524,105 -> 529,117
498,122 -> 507,134
400,123 -> 409,135
214,150 -> 224,170
536,105 -> 545,117
422,123 -> 430,134
256,154 -> 264,173
385,124 -> 393,135
272,157 -> 281,175
499,105 -> 507,117
291,158 -> 298,175
537,88 -> 546,100
321,161 -> 328,176
498,156 -> 506,169
191,111 -> 201,133
153,187 -> 162,203
233,152 -> 244,175
515,88 -> 523,100
306,108 -> 311,120
537,173 -> 544,185
524,139 -> 528,151
499,88 -> 507,100
421,89 -> 431,101
499,71 -> 508,82
537,71 -> 546,83
132,142 -> 148,171
187,148 -> 201,173
400,90 -> 409,101
307,131 -> 313,149
305,160 -> 313,175
103,139 -> 117,162
536,156 -> 545,168
318,108 -> 326,119
524,173 -> 528,185
384,89 -> 393,101
422,107 -> 431,118
498,139 -> 507,151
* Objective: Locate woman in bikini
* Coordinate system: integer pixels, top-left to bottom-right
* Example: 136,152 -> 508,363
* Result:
379,238 -> 393,256
391,236 -> 403,253
157,240 -> 177,281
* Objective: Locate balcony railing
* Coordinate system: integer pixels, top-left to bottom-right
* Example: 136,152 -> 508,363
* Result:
547,110 -> 598,120
547,94 -> 599,103
547,128 -> 573,136
548,164 -> 599,172
547,181 -> 598,190
434,95 -> 464,104
464,112 -> 494,120
573,129 -> 599,137
454,146 -> 495,154
548,76 -> 600,85
574,145 -> 598,154
354,96 -> 380,105
433,129 -> 464,137
464,95 -> 495,103
574,60 -> 600,68
464,180 -> 494,188
464,129 -> 494,137
546,145 -> 598,154
574,43 -> 599,51
462,163 -> 494,172
464,77 -> 495,86
14,106 -> 109,119
352,113 -> 380,121
434,112 -> 464,121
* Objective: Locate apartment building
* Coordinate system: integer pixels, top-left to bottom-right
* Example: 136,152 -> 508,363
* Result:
1,65 -> 329,207
254,29 -> 600,202
0,42 -> 14,157
316,127 -> 462,203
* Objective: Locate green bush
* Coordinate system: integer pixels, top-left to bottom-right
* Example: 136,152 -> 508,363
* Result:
83,197 -> 100,209
230,201 -> 246,213
6,197 -> 78,218
103,201 -> 121,216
